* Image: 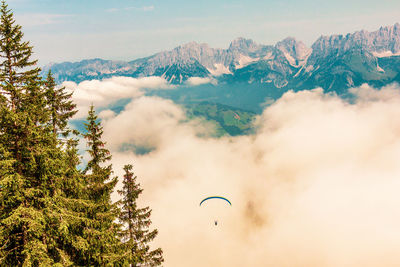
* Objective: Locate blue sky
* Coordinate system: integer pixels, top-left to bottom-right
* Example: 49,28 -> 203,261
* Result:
7,0 -> 400,65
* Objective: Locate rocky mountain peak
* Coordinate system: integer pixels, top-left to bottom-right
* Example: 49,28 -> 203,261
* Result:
228,37 -> 259,53
179,41 -> 209,50
311,23 -> 400,57
275,37 -> 311,61
276,37 -> 297,46
378,23 -> 400,34
44,23 -> 400,88
311,34 -> 342,56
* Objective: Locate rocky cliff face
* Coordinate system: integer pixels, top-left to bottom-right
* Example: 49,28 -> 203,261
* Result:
275,37 -> 312,67
311,23 -> 400,57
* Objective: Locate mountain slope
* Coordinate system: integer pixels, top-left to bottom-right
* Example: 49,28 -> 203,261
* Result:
43,23 -> 400,93
185,102 -> 256,136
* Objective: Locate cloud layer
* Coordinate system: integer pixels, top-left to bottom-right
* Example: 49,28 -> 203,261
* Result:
77,78 -> 400,266
185,77 -> 215,86
63,76 -> 171,118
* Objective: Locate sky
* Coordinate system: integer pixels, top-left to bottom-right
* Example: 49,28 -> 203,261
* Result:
7,0 -> 400,65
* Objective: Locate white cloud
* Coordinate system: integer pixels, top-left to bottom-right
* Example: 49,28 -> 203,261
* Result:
63,76 -> 171,118
103,96 -> 186,151
94,83 -> 400,266
141,5 -> 155,12
185,77 -> 215,86
207,63 -> 232,76
98,109 -> 116,121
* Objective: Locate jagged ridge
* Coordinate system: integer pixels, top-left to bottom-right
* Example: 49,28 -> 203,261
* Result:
43,23 -> 400,91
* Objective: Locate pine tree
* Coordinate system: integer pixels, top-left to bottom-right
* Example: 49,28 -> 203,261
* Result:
0,0 -> 42,173
0,1 -> 75,265
0,1 -> 52,264
50,135 -> 93,266
0,1 -> 164,265
0,0 -> 40,112
40,61 -> 93,266
81,105 -> 123,265
44,70 -> 77,138
118,164 -> 163,266
0,143 -> 15,262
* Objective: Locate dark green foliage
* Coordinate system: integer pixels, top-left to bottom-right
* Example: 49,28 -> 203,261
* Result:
148,82 -> 285,114
0,1 -> 60,264
118,164 -> 163,266
81,105 -> 122,266
0,1 -> 163,266
152,60 -> 210,84
185,102 -> 256,136
0,0 -> 40,111
44,70 -> 77,138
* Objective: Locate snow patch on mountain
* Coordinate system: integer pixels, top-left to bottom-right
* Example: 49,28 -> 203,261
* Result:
235,55 -> 259,69
305,65 -> 314,72
372,51 -> 400,58
275,37 -> 312,68
283,52 -> 296,66
263,52 -> 273,60
87,71 -> 98,76
207,63 -> 232,76
377,63 -> 385,72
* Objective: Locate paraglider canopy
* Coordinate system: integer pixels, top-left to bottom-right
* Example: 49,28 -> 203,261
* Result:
200,196 -> 231,226
199,196 -> 232,206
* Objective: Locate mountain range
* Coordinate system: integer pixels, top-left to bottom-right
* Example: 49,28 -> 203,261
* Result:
44,23 -> 400,94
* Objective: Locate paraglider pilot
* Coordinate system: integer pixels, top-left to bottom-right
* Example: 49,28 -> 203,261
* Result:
199,196 -> 231,226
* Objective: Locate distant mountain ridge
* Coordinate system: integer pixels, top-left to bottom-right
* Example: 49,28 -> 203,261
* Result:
43,23 -> 400,92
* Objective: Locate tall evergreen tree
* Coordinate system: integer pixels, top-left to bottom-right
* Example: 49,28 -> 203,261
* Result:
0,1 -> 76,265
118,164 -> 163,266
0,1 -> 164,266
0,144 -> 15,262
0,1 -> 54,264
81,105 -> 122,265
0,0 -> 43,173
0,0 -> 40,112
51,135 -> 93,266
44,70 -> 77,138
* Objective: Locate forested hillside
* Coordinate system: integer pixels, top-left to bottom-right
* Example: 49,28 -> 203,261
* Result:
0,1 -> 162,265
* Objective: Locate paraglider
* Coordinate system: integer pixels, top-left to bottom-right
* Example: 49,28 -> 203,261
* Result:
199,196 -> 232,206
200,196 -> 231,226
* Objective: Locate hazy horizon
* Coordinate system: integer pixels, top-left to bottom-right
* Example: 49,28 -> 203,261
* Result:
8,0 -> 400,65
